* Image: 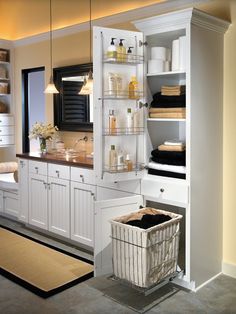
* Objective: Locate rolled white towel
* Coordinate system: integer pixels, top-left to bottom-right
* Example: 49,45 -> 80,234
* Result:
0,162 -> 18,173
148,162 -> 186,174
164,139 -> 185,146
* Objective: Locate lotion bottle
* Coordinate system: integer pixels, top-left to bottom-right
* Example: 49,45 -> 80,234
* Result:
128,76 -> 139,99
108,109 -> 116,134
125,154 -> 133,171
127,47 -> 134,62
117,39 -> 126,62
126,108 -> 134,133
109,145 -> 117,172
107,38 -> 117,61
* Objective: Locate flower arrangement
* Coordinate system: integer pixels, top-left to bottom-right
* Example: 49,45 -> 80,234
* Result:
29,122 -> 58,153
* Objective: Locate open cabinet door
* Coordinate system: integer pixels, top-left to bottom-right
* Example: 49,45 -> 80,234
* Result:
94,194 -> 143,276
93,26 -> 146,184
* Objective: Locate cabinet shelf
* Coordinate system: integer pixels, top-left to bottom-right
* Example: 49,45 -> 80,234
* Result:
0,61 -> 10,66
0,77 -> 9,81
147,70 -> 186,78
147,118 -> 186,122
103,127 -> 144,136
102,90 -> 143,100
104,162 -> 145,174
103,53 -> 143,65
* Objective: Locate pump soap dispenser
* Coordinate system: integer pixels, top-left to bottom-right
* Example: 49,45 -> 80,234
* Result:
107,38 -> 117,61
127,47 -> 134,63
117,39 -> 126,62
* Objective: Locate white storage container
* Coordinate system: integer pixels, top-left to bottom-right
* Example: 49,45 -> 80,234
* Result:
110,207 -> 182,288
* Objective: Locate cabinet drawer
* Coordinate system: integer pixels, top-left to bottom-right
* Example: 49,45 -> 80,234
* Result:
0,115 -> 14,126
0,126 -> 14,135
0,135 -> 14,145
29,160 -> 47,176
48,163 -> 70,180
71,167 -> 95,185
141,178 -> 188,205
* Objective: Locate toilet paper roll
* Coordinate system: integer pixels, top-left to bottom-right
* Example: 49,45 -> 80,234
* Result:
171,39 -> 180,71
166,48 -> 171,62
179,36 -> 186,71
151,47 -> 167,60
164,61 -> 170,72
148,59 -> 164,74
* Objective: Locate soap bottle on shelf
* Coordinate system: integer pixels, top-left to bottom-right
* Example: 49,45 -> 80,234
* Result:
107,38 -> 117,61
117,39 -> 126,62
117,150 -> 124,171
109,145 -> 117,172
127,47 -> 134,63
126,108 -> 134,133
128,76 -> 139,99
133,102 -> 144,133
108,109 -> 116,134
125,154 -> 133,172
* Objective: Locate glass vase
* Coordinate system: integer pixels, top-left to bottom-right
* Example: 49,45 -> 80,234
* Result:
39,137 -> 47,153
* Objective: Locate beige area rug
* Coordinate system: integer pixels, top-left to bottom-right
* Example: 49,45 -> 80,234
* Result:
0,226 -> 93,297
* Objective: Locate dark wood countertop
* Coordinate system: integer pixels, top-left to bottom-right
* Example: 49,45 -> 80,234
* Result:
16,152 -> 93,169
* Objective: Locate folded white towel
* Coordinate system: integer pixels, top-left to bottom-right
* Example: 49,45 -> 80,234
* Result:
148,162 -> 186,174
164,139 -> 185,146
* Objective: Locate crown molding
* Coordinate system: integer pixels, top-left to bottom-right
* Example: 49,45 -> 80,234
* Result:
13,0 -> 210,47
133,7 -> 230,34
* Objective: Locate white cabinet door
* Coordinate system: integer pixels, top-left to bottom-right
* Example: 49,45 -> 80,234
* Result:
94,194 -> 143,276
71,181 -> 95,248
29,173 -> 48,230
18,159 -> 29,222
0,190 -> 4,213
93,26 -> 145,184
48,177 -> 70,238
3,191 -> 19,217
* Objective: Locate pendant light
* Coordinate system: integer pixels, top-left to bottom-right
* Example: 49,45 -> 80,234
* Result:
45,0 -> 59,94
79,0 -> 93,95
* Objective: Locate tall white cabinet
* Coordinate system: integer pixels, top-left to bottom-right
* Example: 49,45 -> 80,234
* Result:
93,8 -> 229,289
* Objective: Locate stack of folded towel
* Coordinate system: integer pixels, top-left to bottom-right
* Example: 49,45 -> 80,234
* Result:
149,85 -> 186,119
148,139 -> 186,179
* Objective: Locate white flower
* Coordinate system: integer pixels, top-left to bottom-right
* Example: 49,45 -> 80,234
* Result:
29,122 -> 58,140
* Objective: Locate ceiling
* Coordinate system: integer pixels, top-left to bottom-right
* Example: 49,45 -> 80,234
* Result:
0,0 -> 165,40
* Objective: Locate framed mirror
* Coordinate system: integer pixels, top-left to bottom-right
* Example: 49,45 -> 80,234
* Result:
53,63 -> 93,132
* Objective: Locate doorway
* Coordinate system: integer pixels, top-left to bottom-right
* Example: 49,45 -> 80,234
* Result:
22,67 -> 45,153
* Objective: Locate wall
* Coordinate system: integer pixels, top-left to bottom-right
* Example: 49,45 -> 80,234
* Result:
223,0 -> 236,276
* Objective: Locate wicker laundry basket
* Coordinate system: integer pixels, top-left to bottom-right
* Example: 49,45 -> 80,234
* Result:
110,207 -> 182,288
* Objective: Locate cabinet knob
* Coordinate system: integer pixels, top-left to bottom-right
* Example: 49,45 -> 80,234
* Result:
55,170 -> 60,178
0,139 -> 2,142
35,167 -> 39,174
160,188 -> 164,193
43,182 -> 47,189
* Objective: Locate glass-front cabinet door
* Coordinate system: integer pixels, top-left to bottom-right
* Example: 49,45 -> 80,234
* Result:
93,26 -> 146,183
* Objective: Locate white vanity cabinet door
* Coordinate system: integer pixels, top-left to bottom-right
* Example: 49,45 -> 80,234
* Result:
18,159 -> 29,222
29,173 -> 48,230
3,191 -> 19,217
48,177 -> 70,238
70,181 -> 95,247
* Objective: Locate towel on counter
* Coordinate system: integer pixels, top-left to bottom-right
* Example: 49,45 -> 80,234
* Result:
151,149 -> 186,166
151,92 -> 186,108
161,85 -> 186,96
164,139 -> 185,146
158,144 -> 185,152
148,168 -> 186,179
148,162 -> 186,174
149,112 -> 186,119
149,108 -> 185,113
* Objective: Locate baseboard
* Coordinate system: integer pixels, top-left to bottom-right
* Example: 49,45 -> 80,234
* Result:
194,272 -> 222,292
222,262 -> 236,279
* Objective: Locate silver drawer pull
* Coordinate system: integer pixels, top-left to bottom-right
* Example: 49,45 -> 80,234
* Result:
0,139 -> 2,142
80,174 -> 84,183
35,166 -> 39,174
55,170 -> 60,178
160,188 -> 164,193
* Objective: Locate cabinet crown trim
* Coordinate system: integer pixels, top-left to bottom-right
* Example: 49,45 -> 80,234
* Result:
133,8 -> 230,34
